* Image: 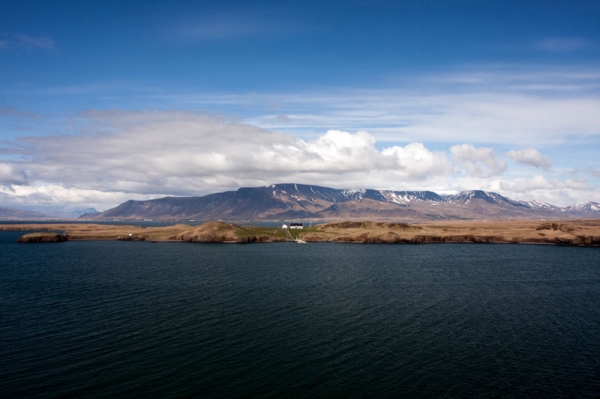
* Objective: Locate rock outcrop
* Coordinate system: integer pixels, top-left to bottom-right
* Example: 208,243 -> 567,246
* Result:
17,233 -> 67,243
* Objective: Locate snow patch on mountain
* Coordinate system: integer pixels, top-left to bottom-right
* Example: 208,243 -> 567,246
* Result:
342,189 -> 366,200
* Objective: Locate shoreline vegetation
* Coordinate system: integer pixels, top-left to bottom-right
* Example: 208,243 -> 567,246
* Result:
4,219 -> 600,246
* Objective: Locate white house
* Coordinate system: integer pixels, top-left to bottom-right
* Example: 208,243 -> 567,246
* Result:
290,222 -> 303,229
282,224 -> 288,229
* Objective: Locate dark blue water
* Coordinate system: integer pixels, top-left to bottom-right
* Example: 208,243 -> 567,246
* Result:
2,232 -> 600,398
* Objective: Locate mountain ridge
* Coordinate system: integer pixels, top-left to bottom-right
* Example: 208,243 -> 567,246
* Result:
0,207 -> 49,220
0,206 -> 100,220
85,184 -> 600,221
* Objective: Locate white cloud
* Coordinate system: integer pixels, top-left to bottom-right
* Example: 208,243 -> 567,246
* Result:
382,143 -> 452,179
480,174 -> 596,206
162,66 -> 600,147
1,109 -> 597,208
0,184 -> 154,210
0,111 -> 452,208
401,95 -> 600,146
450,144 -> 506,178
506,148 -> 552,169
496,174 -> 590,193
4,65 -> 600,209
0,163 -> 28,185
304,130 -> 382,171
440,174 -> 598,206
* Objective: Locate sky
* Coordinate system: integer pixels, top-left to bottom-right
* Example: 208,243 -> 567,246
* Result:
1,0 -> 600,211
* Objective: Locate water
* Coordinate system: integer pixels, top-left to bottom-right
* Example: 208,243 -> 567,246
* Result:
2,231 -> 600,397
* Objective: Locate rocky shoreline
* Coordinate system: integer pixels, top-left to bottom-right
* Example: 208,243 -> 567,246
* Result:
16,232 -> 68,243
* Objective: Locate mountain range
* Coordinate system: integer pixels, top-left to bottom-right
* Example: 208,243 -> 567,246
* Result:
0,207 -> 100,220
0,207 -> 49,220
85,184 -> 600,221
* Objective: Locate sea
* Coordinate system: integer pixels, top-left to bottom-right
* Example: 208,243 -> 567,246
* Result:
1,231 -> 600,398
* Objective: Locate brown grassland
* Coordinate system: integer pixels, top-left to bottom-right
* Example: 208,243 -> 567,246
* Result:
3,219 -> 600,246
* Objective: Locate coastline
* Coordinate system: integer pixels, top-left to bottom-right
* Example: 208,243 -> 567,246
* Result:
3,219 -> 600,246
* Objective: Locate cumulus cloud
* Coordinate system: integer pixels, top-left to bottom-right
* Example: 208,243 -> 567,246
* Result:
450,144 -> 506,178
0,111 -> 452,207
382,143 -> 452,179
506,148 -> 552,169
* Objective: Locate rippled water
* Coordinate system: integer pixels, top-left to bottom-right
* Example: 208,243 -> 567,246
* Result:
2,231 -> 600,397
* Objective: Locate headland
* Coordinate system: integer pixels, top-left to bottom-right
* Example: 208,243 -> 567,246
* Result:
4,219 -> 600,246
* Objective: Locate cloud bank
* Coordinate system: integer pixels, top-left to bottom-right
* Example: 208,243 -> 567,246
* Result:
1,111 -> 452,208
0,108 -> 597,209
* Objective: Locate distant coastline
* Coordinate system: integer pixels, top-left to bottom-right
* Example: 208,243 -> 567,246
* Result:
4,219 -> 600,247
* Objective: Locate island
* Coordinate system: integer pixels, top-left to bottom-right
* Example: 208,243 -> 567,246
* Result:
3,219 -> 600,246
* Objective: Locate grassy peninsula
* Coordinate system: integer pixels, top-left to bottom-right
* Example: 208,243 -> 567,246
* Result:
4,219 -> 600,246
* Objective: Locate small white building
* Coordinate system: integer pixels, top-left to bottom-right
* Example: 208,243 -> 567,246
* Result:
290,222 -> 303,229
282,224 -> 288,229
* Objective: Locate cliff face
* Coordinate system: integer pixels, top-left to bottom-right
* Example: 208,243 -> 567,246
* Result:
88,184 -> 600,221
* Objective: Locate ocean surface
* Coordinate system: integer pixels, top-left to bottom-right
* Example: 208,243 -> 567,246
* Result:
2,231 -> 600,398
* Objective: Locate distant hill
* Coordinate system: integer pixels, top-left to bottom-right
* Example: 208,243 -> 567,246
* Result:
0,206 -> 100,220
0,207 -> 49,220
86,183 -> 600,221
43,208 -> 101,219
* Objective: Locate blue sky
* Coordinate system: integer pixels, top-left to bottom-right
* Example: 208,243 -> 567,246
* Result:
1,0 -> 600,210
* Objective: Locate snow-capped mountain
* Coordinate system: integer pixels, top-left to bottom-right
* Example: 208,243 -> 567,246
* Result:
561,202 -> 600,215
87,184 -> 600,221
